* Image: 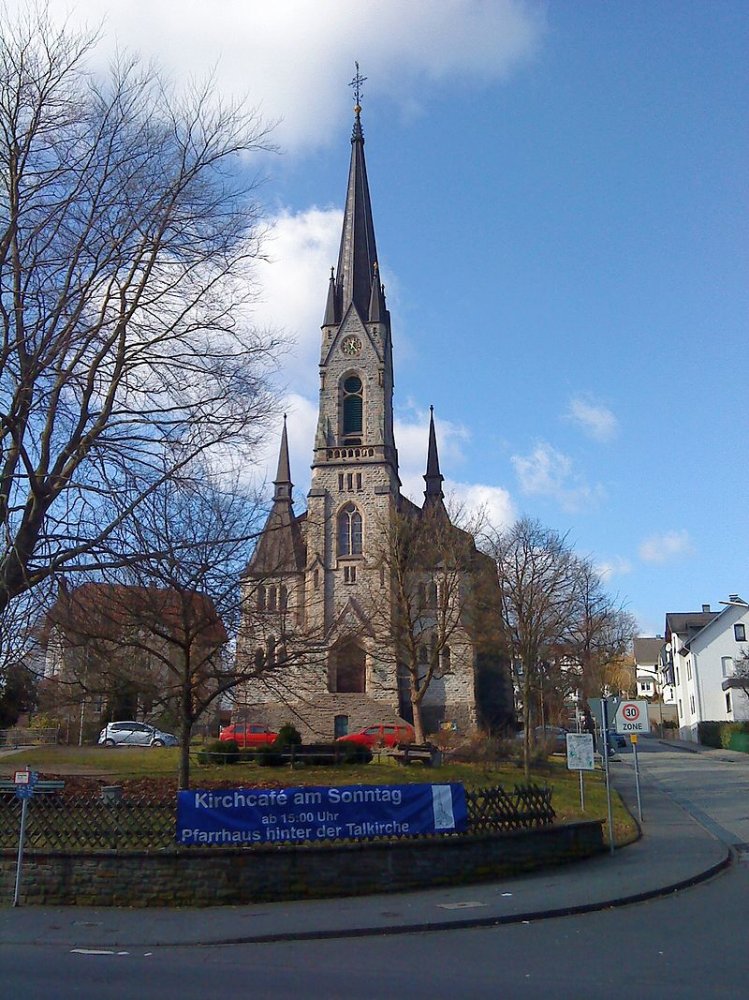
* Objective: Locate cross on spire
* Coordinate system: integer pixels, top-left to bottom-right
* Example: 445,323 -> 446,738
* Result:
349,62 -> 367,109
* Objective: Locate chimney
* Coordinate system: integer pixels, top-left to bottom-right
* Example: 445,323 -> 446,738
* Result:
702,604 -> 710,613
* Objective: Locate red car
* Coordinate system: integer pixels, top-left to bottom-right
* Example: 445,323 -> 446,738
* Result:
336,723 -> 415,748
219,723 -> 278,748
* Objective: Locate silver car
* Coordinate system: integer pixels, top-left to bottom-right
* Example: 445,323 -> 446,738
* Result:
98,721 -> 178,748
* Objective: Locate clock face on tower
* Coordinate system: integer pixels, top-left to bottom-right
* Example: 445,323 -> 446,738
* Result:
340,335 -> 362,357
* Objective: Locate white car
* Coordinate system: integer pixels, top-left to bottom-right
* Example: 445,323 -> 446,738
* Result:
98,721 -> 178,748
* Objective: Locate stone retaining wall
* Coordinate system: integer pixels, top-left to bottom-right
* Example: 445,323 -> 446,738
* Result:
1,821 -> 604,907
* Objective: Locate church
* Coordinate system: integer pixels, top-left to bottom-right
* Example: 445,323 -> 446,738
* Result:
235,89 -> 513,743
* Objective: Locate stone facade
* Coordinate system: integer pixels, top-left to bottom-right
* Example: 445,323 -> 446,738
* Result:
235,105 -> 513,742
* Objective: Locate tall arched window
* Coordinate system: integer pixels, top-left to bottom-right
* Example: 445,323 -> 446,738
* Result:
337,502 -> 362,555
342,375 -> 363,442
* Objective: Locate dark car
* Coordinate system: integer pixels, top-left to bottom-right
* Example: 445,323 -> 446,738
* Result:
219,723 -> 278,748
516,725 -> 569,754
606,730 -> 628,753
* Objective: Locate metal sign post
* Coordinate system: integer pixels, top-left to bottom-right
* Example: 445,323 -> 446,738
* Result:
12,769 -> 36,907
601,698 -> 615,854
614,700 -> 648,824
631,734 -> 643,822
566,733 -> 594,813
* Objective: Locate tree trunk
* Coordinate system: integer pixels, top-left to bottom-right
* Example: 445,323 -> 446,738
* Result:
178,713 -> 193,791
411,676 -> 425,744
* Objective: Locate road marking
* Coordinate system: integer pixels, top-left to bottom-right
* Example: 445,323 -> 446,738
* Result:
70,949 -> 130,956
437,901 -> 487,910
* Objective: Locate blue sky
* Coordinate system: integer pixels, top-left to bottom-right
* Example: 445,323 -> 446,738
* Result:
25,1 -> 748,636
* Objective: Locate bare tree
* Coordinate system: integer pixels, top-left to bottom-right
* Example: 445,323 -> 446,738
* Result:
732,651 -> 749,702
0,10 -> 278,622
363,502 -> 486,743
563,558 -> 638,701
488,518 -> 578,780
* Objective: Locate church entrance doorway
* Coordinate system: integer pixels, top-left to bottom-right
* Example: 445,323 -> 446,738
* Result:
332,642 -> 366,693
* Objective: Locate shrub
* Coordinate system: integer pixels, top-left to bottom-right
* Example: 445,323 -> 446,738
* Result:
337,742 -> 373,765
274,723 -> 302,749
197,738 -> 239,765
256,744 -> 285,767
698,721 -> 723,748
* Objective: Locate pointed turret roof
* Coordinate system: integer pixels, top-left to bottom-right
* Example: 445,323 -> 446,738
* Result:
423,406 -> 445,508
246,417 -> 306,576
334,97 -> 379,321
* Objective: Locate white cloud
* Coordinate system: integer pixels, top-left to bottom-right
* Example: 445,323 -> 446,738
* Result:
17,1 -> 545,151
565,395 -> 619,443
253,207 -> 343,396
596,556 -> 633,582
444,481 -> 516,530
638,530 -> 694,565
511,441 -> 605,513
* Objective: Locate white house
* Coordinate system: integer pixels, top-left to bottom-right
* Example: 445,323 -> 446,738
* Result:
633,636 -> 676,704
664,596 -> 749,740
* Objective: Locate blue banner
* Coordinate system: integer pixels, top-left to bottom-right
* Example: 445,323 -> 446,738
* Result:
176,783 -> 467,846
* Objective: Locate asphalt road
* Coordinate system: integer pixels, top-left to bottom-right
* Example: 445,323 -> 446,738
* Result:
2,738 -> 747,999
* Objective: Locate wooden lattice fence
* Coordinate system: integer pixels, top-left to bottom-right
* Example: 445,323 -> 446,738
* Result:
0,782 -> 554,852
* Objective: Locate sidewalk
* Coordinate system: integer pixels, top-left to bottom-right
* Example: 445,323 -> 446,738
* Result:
0,762 -> 731,948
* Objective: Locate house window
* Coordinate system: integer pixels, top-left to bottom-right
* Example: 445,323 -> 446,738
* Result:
314,568 -> 320,590
678,699 -> 682,718
337,503 -> 362,555
344,565 -> 356,584
338,474 -> 344,491
356,473 -> 362,491
734,623 -> 746,641
257,585 -> 266,611
725,692 -> 732,714
690,694 -> 695,714
427,581 -> 438,609
687,660 -> 692,681
675,666 -> 680,686
268,586 -> 277,612
722,656 -> 733,678
342,375 -> 363,441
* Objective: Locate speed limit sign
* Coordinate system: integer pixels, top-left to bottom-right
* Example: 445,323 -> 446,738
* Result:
614,700 -> 649,734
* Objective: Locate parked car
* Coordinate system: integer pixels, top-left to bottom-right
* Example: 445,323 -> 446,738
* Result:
515,725 -> 569,754
219,723 -> 278,748
606,730 -> 628,753
98,721 -> 178,748
336,723 -> 415,748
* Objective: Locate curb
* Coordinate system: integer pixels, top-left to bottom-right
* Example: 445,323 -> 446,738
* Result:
131,849 -> 733,948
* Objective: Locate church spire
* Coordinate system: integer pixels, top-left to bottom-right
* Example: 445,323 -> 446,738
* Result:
423,406 -> 445,507
334,64 -> 379,321
273,415 -> 292,503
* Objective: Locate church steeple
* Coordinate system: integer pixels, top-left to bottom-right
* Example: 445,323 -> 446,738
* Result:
333,65 -> 379,321
423,406 -> 445,507
273,414 -> 292,503
246,416 -> 305,575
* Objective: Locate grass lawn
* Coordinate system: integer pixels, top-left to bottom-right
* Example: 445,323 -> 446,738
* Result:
0,744 -> 638,845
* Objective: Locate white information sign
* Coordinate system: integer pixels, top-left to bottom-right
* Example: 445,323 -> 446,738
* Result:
614,700 -> 649,735
566,733 -> 595,771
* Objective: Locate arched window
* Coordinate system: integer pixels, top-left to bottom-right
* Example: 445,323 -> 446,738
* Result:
342,375 -> 363,442
332,642 -> 366,693
337,502 -> 362,555
440,646 -> 451,676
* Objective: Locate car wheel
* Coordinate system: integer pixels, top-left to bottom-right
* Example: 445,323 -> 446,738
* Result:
103,738 -> 115,747
152,739 -> 165,747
